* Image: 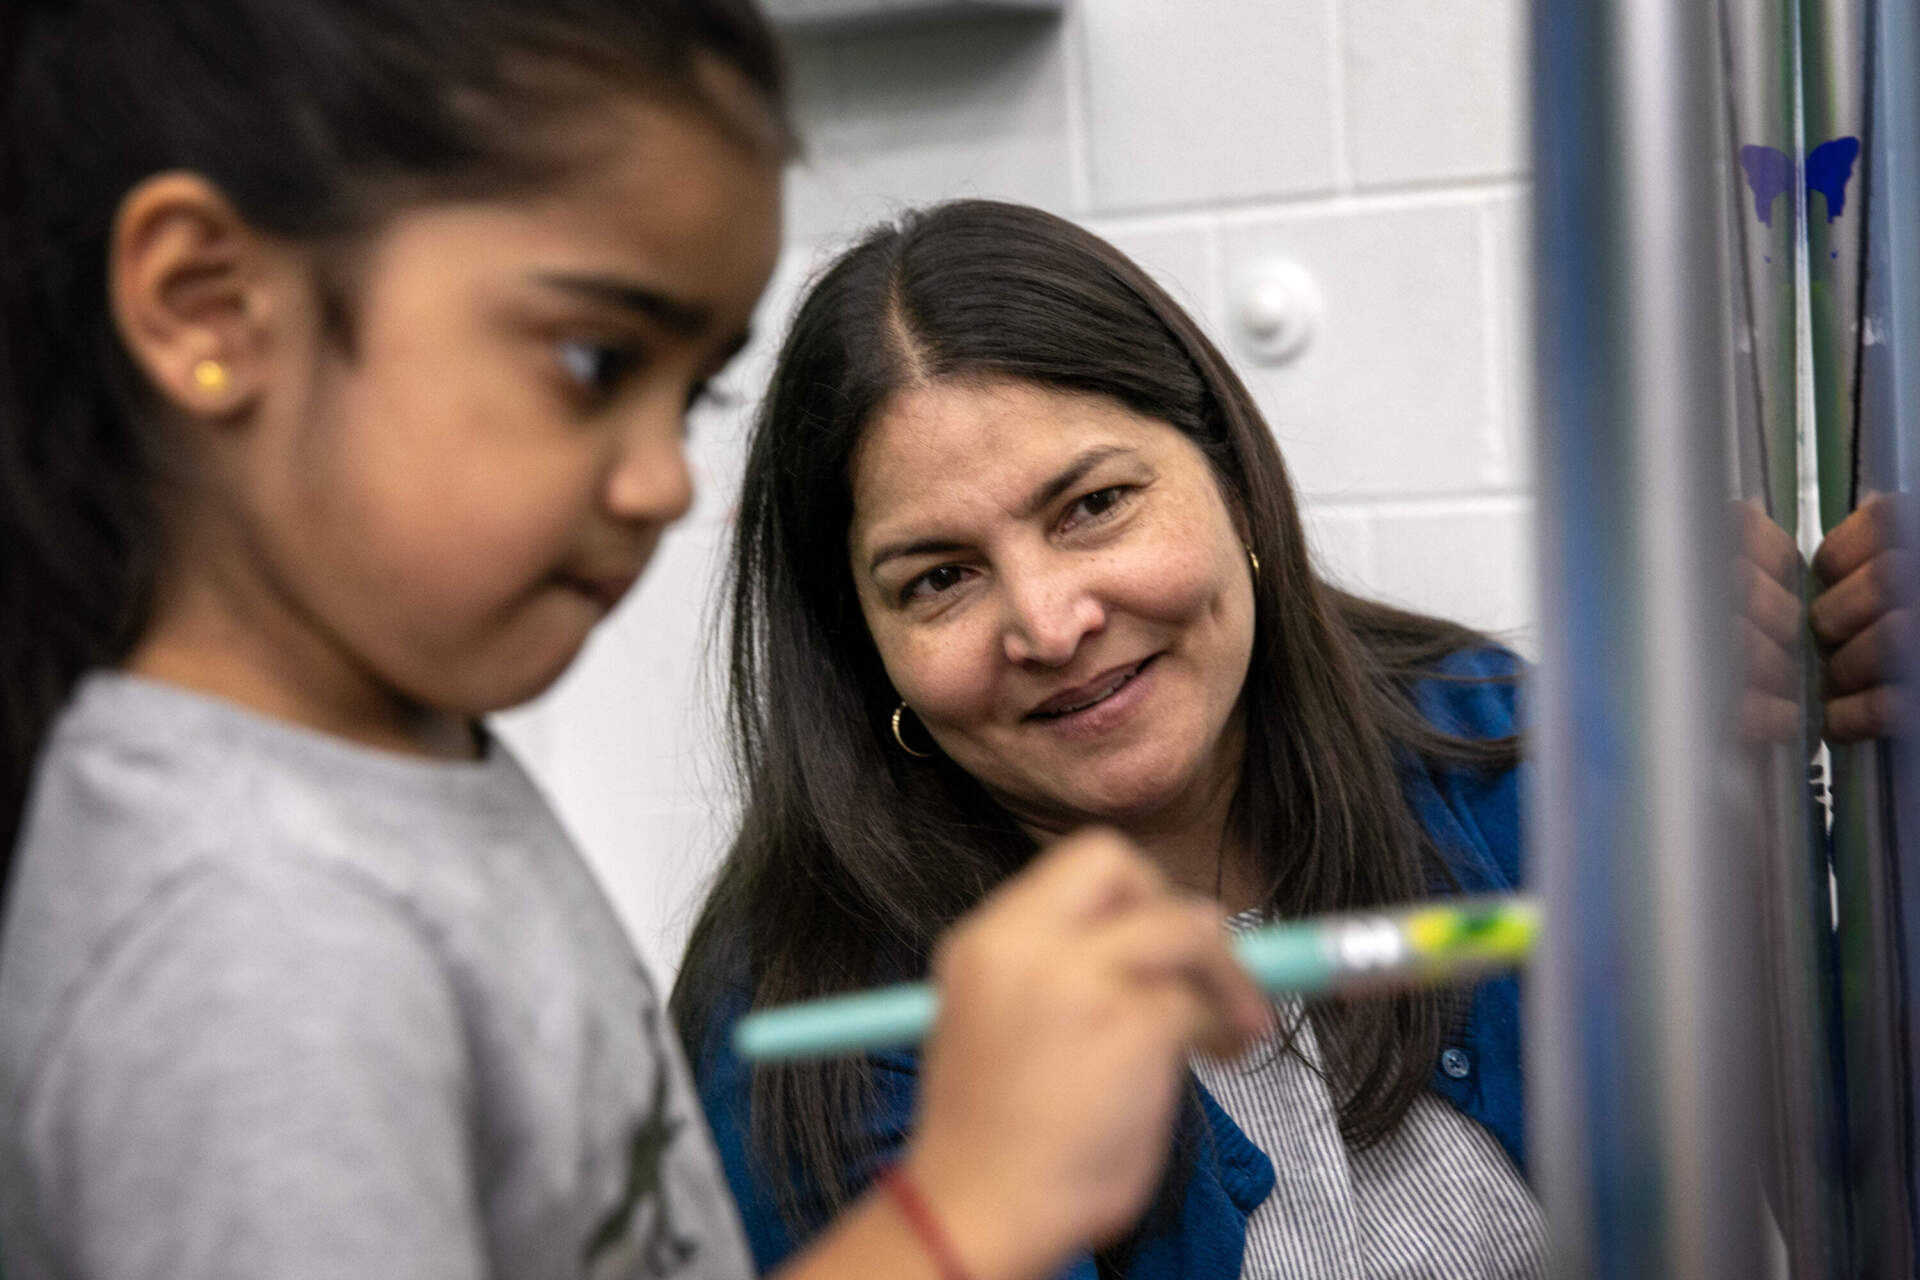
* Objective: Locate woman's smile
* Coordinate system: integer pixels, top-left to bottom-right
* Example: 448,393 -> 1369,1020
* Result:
1023,653 -> 1160,736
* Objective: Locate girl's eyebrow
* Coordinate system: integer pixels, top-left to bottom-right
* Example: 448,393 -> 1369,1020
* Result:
865,445 -> 1139,576
534,271 -> 713,338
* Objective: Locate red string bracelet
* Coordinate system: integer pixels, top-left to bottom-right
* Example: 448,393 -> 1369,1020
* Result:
879,1164 -> 974,1280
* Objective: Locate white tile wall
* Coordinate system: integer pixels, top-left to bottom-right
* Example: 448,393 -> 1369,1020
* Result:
1484,190 -> 1535,487
781,16 -> 1075,243
500,0 -> 1537,978
1366,497 -> 1538,651
1078,0 -> 1338,211
1091,223 -> 1216,317
1221,199 -> 1498,498
1299,502 -> 1376,591
1342,0 -> 1527,188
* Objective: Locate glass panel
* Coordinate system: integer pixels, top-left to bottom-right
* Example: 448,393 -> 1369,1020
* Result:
1532,0 -> 1918,1272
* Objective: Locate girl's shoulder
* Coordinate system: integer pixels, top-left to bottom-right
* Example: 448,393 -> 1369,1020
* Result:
0,670 -> 605,1113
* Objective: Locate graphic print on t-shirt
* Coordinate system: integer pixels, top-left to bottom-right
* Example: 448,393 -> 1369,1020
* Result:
585,1009 -> 701,1276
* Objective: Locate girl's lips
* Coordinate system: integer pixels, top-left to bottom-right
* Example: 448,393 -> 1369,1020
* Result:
1026,654 -> 1160,736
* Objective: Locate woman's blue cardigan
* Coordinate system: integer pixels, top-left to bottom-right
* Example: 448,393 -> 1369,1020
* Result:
692,647 -> 1527,1279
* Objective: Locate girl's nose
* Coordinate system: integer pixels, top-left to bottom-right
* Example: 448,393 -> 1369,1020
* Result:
1001,567 -> 1107,667
606,415 -> 695,527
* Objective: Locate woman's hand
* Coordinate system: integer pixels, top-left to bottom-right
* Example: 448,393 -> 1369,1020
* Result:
1811,493 -> 1914,744
902,829 -> 1268,1280
1734,501 -> 1807,748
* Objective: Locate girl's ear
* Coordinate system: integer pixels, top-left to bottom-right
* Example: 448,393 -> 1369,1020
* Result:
108,172 -> 293,422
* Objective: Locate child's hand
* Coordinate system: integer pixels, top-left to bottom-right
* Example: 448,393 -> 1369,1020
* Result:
1734,500 -> 1807,748
902,830 -> 1268,1280
1812,493 -> 1915,744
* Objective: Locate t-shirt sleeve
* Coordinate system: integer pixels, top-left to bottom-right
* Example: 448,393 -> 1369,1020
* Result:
22,863 -> 487,1280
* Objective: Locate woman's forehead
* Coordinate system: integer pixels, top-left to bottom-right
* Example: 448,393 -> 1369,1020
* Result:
847,380 -> 1196,543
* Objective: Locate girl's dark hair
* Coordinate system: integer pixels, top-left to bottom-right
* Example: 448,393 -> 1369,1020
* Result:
671,199 -> 1520,1244
0,0 -> 790,871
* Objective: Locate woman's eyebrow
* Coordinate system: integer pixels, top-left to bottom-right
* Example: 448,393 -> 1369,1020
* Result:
534,271 -> 712,338
868,537 -> 967,577
1015,445 -> 1137,518
866,445 -> 1139,576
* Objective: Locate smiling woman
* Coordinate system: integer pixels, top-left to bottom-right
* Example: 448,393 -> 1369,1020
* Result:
671,199 -> 1538,1278
849,382 -> 1257,868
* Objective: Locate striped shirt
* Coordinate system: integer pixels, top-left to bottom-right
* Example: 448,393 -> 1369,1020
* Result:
1189,912 -> 1547,1278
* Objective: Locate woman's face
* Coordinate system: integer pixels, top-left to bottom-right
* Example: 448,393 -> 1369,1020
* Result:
848,379 -> 1258,837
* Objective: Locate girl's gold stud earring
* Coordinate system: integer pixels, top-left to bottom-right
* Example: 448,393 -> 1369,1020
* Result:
191,359 -> 230,394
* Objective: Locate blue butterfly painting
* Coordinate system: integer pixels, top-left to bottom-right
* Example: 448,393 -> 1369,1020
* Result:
1739,136 -> 1862,227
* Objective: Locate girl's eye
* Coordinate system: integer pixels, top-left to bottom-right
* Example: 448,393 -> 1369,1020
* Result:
557,340 -> 643,402
904,564 -> 970,603
1065,486 -> 1130,527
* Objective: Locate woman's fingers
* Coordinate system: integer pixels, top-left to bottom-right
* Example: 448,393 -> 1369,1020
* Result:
1812,493 -> 1907,588
1731,505 -> 1811,749
1822,608 -> 1913,700
1798,496 -> 1915,742
1810,549 -> 1915,652
1740,555 -> 1805,653
1741,689 -> 1804,748
1738,615 -> 1800,699
1736,499 -> 1803,589
1824,684 -> 1906,745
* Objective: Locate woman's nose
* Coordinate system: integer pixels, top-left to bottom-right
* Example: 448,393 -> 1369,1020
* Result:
1000,568 -> 1106,667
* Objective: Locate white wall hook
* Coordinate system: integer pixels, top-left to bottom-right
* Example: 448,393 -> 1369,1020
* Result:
1232,259 -> 1322,366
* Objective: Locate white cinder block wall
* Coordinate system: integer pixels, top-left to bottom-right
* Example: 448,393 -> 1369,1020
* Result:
493,0 -> 1536,979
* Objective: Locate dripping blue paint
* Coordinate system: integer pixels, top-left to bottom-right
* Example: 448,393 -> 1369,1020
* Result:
1738,136 -> 1862,227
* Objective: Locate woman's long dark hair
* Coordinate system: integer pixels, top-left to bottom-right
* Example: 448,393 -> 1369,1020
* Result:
0,0 -> 790,877
671,200 -> 1520,1237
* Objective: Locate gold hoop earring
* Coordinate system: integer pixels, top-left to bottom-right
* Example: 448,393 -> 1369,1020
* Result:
891,701 -> 935,758
1246,545 -> 1261,582
191,359 -> 230,394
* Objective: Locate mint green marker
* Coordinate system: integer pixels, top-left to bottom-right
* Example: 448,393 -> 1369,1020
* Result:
733,894 -> 1540,1062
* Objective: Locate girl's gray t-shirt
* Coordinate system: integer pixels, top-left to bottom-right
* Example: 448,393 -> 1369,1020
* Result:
0,673 -> 755,1280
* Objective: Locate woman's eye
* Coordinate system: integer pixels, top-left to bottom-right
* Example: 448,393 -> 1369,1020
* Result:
557,340 -> 643,401
904,564 -> 969,602
1066,486 -> 1129,526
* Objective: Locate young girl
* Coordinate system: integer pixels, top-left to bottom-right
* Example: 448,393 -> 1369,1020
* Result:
0,4 -> 1267,1277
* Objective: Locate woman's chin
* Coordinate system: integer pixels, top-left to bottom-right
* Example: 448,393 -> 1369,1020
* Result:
978,734 -> 1231,834
1026,770 -> 1207,832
